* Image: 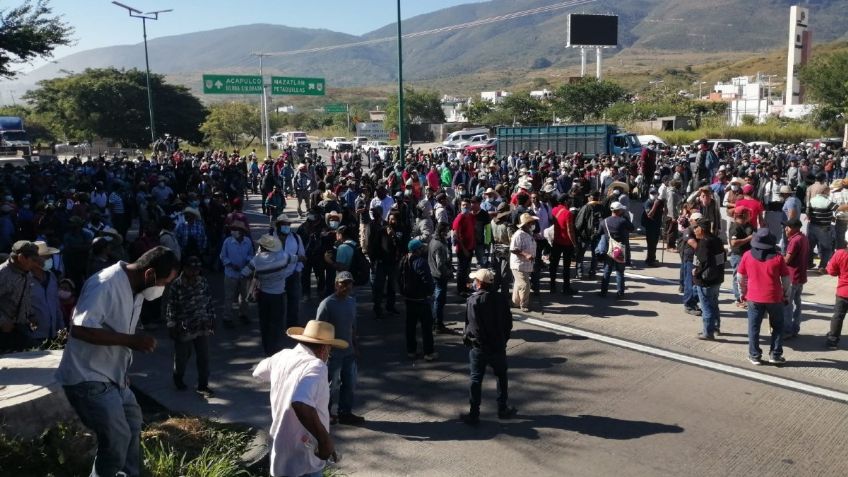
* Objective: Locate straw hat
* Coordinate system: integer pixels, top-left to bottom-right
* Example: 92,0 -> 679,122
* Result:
830,179 -> 843,191
609,181 -> 630,193
275,214 -> 291,224
323,191 -> 337,201
469,268 -> 494,284
518,213 -> 538,228
257,234 -> 282,253
287,320 -> 348,349
228,220 -> 249,232
496,202 -> 512,219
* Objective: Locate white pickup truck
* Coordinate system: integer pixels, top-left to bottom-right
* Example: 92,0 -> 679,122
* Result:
326,136 -> 353,151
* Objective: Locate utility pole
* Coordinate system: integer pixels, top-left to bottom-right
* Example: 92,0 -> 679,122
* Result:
396,0 -> 405,167
254,52 -> 272,160
112,2 -> 172,147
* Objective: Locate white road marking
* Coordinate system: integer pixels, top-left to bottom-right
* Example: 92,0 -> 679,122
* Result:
624,271 -> 831,311
516,314 -> 848,404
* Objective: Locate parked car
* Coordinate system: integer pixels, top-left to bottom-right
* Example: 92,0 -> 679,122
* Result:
465,137 -> 498,154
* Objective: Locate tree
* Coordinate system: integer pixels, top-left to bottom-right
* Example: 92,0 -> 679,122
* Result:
24,68 -> 207,146
384,87 -> 446,133
461,100 -> 494,124
551,78 -> 629,122
200,102 -> 260,148
799,51 -> 848,114
0,0 -> 73,79
498,92 -> 551,125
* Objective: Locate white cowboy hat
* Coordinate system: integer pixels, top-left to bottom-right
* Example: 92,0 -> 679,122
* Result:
609,181 -> 630,193
469,268 -> 494,284
519,213 -> 539,227
287,320 -> 348,349
33,241 -> 60,256
257,234 -> 282,253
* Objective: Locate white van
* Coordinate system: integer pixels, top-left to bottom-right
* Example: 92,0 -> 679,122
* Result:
443,128 -> 489,147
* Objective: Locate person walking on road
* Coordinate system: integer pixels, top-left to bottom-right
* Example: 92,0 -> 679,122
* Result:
252,320 -> 347,477
316,271 -> 364,425
166,255 -> 216,396
461,268 -> 517,425
428,222 -> 453,333
549,195 -> 577,294
399,239 -> 437,360
782,218 -> 809,339
599,202 -> 635,299
826,230 -> 848,350
243,235 -> 295,356
737,229 -> 790,365
219,220 -> 254,328
510,213 -> 538,312
692,218 -> 725,340
57,246 -> 179,477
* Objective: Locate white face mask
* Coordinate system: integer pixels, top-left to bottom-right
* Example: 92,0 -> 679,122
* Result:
42,257 -> 54,271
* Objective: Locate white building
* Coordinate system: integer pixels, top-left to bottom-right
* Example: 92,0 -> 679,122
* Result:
481,90 -> 511,104
440,95 -> 470,123
713,75 -> 783,126
530,89 -> 553,100
275,105 -> 297,113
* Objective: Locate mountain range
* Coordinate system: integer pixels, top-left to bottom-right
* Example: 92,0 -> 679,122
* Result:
10,0 -> 848,98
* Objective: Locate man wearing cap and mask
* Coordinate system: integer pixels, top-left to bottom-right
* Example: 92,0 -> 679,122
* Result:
26,241 -> 64,348
0,241 -> 41,351
275,214 -> 307,326
461,267 -> 516,425
737,229 -> 790,365
400,239 -> 437,360
57,246 -> 180,477
253,320 -> 347,477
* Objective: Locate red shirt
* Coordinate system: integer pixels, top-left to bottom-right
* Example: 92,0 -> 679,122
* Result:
452,212 -> 476,252
552,205 -> 573,246
827,249 -> 848,298
737,252 -> 789,304
784,232 -> 809,285
734,198 -> 764,228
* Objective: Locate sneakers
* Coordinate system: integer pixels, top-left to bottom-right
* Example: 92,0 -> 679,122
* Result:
173,375 -> 187,391
826,341 -> 838,350
196,386 -> 215,398
460,412 -> 480,426
520,307 -> 530,313
697,333 -> 715,341
337,413 -> 365,425
684,308 -> 702,317
434,325 -> 454,335
767,355 -> 786,365
714,328 -> 721,336
497,406 -> 518,419
424,352 -> 439,362
748,356 -> 762,366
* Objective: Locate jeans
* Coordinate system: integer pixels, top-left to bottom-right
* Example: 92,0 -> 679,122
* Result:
729,254 -> 742,302
827,296 -> 848,345
601,257 -> 625,295
405,300 -> 434,355
258,291 -> 286,356
456,250 -> 473,294
468,347 -> 508,416
549,243 -> 574,291
808,224 -> 834,269
531,240 -> 549,290
173,335 -> 210,388
371,260 -> 396,316
747,302 -> 784,359
327,354 -> 357,415
432,277 -> 448,328
286,271 -> 303,326
681,261 -> 698,309
783,283 -> 804,335
575,236 -> 599,277
695,284 -> 721,335
63,382 -> 142,477
492,253 -> 512,295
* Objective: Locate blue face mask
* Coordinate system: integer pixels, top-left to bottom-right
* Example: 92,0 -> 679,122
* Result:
279,225 -> 291,235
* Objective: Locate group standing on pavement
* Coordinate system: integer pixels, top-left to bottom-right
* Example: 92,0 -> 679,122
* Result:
1,135 -> 847,475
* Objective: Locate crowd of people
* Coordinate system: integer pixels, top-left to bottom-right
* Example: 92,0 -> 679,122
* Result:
1,136 -> 848,476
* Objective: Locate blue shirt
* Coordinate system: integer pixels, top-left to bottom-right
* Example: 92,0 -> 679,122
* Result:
29,272 -> 63,340
783,196 -> 802,221
316,294 -> 356,357
219,236 -> 255,278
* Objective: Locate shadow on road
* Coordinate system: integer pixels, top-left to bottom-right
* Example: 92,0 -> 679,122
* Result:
360,413 -> 684,442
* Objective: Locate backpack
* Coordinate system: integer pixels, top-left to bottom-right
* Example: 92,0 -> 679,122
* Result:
397,254 -> 421,297
347,240 -> 371,286
575,204 -> 599,241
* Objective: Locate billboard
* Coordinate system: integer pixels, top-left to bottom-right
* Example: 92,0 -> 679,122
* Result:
567,14 -> 618,47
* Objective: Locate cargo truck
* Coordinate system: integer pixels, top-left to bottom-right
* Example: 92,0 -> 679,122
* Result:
0,116 -> 32,157
496,124 -> 641,157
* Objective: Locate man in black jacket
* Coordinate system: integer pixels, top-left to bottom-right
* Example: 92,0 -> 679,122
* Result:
693,218 -> 725,340
400,239 -> 436,360
461,268 -> 517,425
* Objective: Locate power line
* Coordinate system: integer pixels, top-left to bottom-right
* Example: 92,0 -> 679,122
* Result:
257,0 -> 598,57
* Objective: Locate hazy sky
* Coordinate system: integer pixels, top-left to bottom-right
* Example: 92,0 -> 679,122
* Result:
25,0 -> 485,70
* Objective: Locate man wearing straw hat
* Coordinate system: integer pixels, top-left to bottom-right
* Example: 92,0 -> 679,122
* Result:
253,320 -> 348,477
510,213 -> 538,312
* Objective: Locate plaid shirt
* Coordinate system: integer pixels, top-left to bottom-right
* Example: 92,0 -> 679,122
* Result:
175,219 -> 208,252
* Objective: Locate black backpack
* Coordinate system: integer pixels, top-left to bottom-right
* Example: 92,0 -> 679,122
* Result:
397,254 -> 421,297
346,240 -> 371,286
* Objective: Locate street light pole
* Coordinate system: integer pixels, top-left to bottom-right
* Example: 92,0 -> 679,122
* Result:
112,2 -> 172,148
397,0 -> 405,167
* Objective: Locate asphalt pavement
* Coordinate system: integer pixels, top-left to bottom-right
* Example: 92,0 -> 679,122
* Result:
128,191 -> 848,477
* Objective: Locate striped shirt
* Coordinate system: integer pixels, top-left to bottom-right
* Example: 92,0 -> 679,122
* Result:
242,250 -> 294,294
808,195 -> 837,226
108,192 -> 125,214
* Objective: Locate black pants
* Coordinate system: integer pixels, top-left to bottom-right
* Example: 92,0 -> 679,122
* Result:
173,335 -> 210,388
468,347 -> 508,416
258,291 -> 286,356
405,300 -> 434,355
827,295 -> 848,345
549,243 -> 574,291
645,225 -> 661,262
531,240 -> 549,291
456,250 -> 473,294
301,261 -> 324,299
492,253 -> 513,295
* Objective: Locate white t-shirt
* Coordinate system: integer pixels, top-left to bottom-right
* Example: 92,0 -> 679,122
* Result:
253,344 -> 330,477
56,262 -> 143,387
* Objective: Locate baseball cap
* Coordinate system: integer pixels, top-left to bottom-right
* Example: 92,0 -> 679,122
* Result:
11,240 -> 38,257
742,184 -> 754,195
408,239 -> 425,252
335,271 -> 354,283
469,268 -> 494,284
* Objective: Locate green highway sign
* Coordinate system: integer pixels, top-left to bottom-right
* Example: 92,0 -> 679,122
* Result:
271,76 -> 325,96
202,74 -> 263,95
324,103 -> 348,113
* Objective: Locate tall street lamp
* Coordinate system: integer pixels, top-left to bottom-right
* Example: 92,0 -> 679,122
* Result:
112,2 -> 172,147
396,0 -> 405,167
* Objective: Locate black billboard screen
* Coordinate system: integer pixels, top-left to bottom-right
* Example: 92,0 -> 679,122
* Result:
568,14 -> 618,47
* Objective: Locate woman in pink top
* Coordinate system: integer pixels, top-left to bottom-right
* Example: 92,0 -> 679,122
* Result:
738,228 -> 790,366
